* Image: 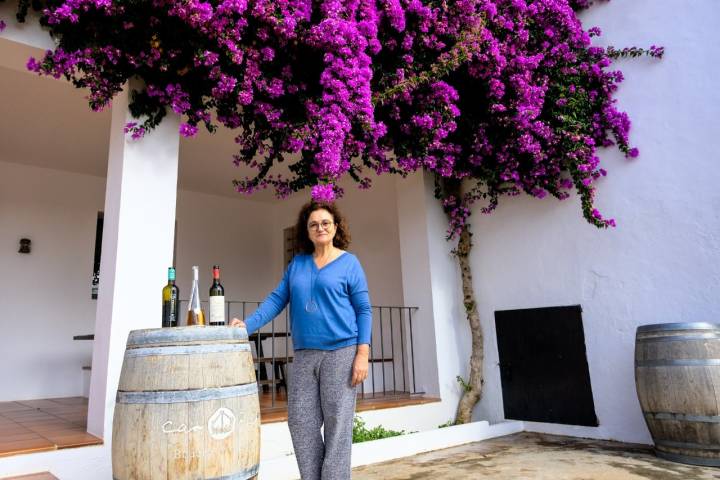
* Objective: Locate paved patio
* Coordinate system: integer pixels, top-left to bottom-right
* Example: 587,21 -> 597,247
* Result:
352,432 -> 720,479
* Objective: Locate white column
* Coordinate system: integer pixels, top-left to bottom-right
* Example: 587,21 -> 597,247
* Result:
395,172 -> 440,397
395,171 -> 470,423
87,82 -> 180,438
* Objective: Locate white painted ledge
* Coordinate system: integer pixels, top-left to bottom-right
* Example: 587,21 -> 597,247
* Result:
352,420 -> 524,467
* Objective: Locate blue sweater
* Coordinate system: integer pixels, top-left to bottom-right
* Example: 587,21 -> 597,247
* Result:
244,252 -> 372,350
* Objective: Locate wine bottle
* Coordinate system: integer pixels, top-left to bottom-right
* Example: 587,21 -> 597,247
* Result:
162,267 -> 180,327
187,266 -> 206,326
209,265 -> 226,326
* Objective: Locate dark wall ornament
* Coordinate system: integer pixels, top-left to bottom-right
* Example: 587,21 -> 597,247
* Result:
18,238 -> 31,254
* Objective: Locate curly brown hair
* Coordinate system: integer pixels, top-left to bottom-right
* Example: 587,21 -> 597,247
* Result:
294,202 -> 352,254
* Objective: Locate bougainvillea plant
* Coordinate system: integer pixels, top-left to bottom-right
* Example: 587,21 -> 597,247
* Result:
1,0 -> 661,423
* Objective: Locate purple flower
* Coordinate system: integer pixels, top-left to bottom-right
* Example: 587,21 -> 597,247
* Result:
21,0 -> 655,235
179,123 -> 199,137
131,127 -> 146,140
311,183 -> 336,202
26,57 -> 41,72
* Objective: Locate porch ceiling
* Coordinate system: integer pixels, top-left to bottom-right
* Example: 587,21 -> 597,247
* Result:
0,39 -> 294,202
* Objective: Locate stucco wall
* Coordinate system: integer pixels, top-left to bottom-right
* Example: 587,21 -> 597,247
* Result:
460,0 -> 720,444
0,161 -> 103,401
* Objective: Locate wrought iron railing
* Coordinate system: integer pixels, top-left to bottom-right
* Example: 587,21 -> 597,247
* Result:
180,300 -> 421,408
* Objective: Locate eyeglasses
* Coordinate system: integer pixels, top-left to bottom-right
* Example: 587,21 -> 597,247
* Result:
307,220 -> 334,231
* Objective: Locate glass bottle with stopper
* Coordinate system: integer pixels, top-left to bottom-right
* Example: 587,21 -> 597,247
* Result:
187,265 -> 206,326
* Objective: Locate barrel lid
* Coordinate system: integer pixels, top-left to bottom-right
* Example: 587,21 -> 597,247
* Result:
637,322 -> 719,333
127,326 -> 248,346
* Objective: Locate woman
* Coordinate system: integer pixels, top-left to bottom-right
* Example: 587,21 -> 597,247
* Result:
231,201 -> 372,480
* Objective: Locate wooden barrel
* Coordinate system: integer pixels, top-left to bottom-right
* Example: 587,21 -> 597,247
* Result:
112,326 -> 260,479
635,322 -> 720,466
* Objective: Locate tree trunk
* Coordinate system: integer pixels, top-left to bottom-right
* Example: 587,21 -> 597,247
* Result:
453,223 -> 484,424
437,176 -> 484,424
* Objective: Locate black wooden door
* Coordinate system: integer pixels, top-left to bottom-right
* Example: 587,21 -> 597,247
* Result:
495,305 -> 598,426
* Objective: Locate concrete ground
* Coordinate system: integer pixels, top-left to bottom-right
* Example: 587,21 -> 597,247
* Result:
352,432 -> 720,479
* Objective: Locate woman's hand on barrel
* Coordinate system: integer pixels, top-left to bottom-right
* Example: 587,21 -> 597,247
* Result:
351,345 -> 370,386
230,318 -> 246,328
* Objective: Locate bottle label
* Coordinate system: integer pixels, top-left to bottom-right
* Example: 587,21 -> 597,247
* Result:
162,291 -> 179,327
169,290 -> 178,321
209,296 -> 226,325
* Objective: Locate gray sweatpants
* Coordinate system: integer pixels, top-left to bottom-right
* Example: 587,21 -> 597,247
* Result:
288,345 -> 358,480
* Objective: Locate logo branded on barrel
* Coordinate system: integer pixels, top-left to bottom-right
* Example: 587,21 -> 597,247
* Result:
208,407 -> 236,440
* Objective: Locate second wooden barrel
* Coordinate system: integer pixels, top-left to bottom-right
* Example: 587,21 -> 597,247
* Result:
112,326 -> 260,479
635,322 -> 720,466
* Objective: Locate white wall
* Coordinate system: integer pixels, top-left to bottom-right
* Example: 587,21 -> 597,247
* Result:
0,160 -> 103,401
458,0 -> 720,444
174,190 -> 278,308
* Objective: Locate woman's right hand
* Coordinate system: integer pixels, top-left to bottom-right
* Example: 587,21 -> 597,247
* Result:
230,318 -> 246,328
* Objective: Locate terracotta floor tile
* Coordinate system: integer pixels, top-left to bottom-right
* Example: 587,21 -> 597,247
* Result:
0,403 -> 32,414
0,411 -> 20,418
0,473 -> 59,480
41,411 -> 84,420
0,438 -> 55,457
41,405 -> 82,413
24,418 -> 67,425
26,424 -> 82,435
0,397 -> 101,457
58,420 -> 88,428
26,420 -> 76,428
0,426 -> 32,436
49,433 -> 103,448
0,432 -> 43,442
9,411 -> 51,419
0,418 -> 23,427
14,418 -> 58,427
48,397 -> 86,406
13,411 -> 57,418
49,409 -> 86,417
55,419 -> 88,427
16,400 -> 62,409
